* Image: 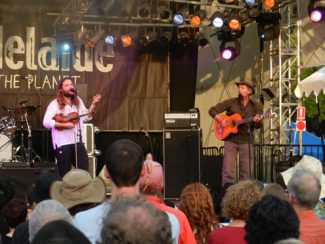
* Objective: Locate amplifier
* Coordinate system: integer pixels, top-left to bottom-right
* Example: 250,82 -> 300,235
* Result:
164,112 -> 200,129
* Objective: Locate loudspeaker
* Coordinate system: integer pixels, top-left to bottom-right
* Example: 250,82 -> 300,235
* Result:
163,129 -> 201,199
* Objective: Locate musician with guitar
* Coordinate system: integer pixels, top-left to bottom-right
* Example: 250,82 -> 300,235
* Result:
209,80 -> 262,186
43,77 -> 101,177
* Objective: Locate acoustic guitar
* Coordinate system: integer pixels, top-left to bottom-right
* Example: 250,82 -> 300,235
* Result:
213,112 -> 276,140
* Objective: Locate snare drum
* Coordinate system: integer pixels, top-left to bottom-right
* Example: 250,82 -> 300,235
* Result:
0,116 -> 16,135
0,134 -> 12,162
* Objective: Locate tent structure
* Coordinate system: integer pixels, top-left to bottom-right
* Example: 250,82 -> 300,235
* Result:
294,66 -> 325,98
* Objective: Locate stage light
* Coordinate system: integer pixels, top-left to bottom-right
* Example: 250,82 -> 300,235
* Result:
105,35 -> 115,45
120,31 -> 137,47
219,39 -> 240,61
262,0 -> 275,9
178,31 -> 190,46
211,11 -> 224,28
256,13 -> 281,41
173,13 -> 184,25
160,31 -> 172,45
85,30 -> 104,48
158,5 -> 171,20
139,31 -> 158,46
243,0 -> 256,6
227,10 -> 241,30
308,0 -> 325,23
218,0 -> 238,4
59,41 -> 72,52
195,31 -> 209,47
190,8 -> 207,26
137,3 -> 151,18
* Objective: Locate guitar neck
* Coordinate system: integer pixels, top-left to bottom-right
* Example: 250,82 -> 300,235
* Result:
235,117 -> 254,125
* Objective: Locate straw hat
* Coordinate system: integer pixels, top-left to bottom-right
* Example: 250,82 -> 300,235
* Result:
281,155 -> 325,198
50,169 -> 106,209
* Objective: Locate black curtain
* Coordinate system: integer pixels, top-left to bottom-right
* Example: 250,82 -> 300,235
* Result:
169,42 -> 198,112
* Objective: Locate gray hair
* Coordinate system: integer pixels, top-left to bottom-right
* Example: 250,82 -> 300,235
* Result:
29,199 -> 73,242
287,170 -> 321,209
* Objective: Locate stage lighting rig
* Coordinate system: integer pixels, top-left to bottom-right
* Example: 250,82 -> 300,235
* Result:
219,39 -> 241,61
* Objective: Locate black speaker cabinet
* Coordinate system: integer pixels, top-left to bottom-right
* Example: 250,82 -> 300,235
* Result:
163,129 -> 201,199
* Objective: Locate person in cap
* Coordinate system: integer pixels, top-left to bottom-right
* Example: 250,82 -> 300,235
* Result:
50,169 -> 106,216
139,153 -> 196,244
208,80 -> 263,186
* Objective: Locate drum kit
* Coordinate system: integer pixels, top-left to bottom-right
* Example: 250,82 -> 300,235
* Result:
0,101 -> 42,166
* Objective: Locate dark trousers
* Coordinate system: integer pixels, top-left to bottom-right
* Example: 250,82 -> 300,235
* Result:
54,143 -> 89,177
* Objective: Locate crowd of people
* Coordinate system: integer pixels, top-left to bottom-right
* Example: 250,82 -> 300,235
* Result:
1,78 -> 325,243
1,138 -> 325,244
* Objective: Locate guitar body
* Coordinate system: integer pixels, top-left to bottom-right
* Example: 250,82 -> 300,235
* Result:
213,113 -> 243,140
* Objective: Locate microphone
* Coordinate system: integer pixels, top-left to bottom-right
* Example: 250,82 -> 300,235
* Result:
239,94 -> 243,101
70,88 -> 78,95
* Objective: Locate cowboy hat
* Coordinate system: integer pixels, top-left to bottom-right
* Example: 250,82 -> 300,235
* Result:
235,80 -> 256,95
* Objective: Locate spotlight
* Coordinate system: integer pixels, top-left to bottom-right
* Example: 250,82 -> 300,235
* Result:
158,5 -> 171,20
59,41 -> 72,52
262,0 -> 275,10
228,12 -> 241,30
256,13 -> 281,41
211,11 -> 224,28
137,3 -> 151,18
308,0 -> 325,23
160,31 -> 172,45
243,0 -> 256,6
120,31 -> 137,47
190,8 -> 207,26
105,35 -> 115,45
178,31 -> 190,46
219,39 -> 240,61
139,31 -> 158,46
195,31 -> 209,47
85,30 -> 104,48
173,13 -> 184,25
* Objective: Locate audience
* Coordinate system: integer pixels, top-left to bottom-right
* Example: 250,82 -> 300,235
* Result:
1,199 -> 28,244
50,169 -> 106,216
287,170 -> 325,243
11,171 -> 60,244
31,220 -> 90,244
245,195 -> 300,244
73,139 -> 180,244
178,183 -> 219,244
139,153 -> 196,244
99,195 -> 172,244
262,183 -> 287,201
207,180 -> 261,244
0,179 -> 15,239
28,199 -> 73,242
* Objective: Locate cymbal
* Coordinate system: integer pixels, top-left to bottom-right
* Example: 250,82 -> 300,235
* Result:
15,105 -> 40,115
19,100 -> 28,105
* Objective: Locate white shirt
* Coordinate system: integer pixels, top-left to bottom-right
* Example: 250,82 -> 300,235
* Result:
43,97 -> 91,149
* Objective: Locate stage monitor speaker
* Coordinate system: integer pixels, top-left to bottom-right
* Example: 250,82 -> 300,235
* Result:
163,129 -> 201,199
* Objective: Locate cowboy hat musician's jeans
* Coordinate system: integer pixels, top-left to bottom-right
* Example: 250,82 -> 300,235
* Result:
222,141 -> 254,186
55,142 -> 89,177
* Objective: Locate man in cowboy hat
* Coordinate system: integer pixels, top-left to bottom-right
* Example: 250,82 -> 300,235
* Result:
209,79 -> 263,186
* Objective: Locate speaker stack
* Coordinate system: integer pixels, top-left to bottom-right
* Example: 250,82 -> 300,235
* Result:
163,128 -> 201,200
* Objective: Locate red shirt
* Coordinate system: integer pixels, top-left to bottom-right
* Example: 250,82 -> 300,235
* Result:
298,210 -> 325,244
144,195 -> 197,244
207,226 -> 246,244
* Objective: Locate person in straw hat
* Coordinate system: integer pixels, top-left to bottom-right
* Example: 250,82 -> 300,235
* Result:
209,80 -> 263,186
50,169 -> 106,216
